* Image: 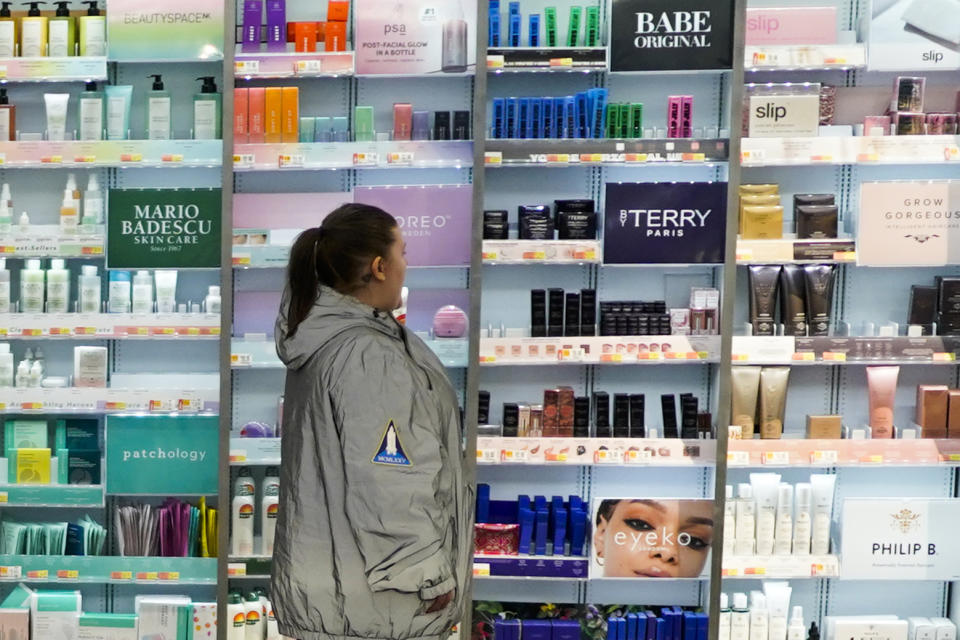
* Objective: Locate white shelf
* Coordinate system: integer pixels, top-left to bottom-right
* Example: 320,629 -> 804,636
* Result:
741,135 -> 960,166
482,240 -> 601,264
723,555 -> 839,578
732,335 -> 960,366
744,44 -> 866,71
477,437 -> 714,466
0,387 -> 218,414
480,335 -> 720,365
0,313 -> 220,339
736,237 -> 855,264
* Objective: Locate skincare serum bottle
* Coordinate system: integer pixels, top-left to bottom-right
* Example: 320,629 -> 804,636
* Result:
82,173 -> 102,226
749,592 -> 769,640
78,0 -> 105,56
719,593 -> 732,640
46,258 -> 69,313
441,2 -> 468,73
730,593 -> 751,640
0,2 -> 15,57
147,74 -> 172,140
78,81 -> 104,141
773,483 -> 793,555
78,265 -> 100,313
792,483 -> 812,555
108,270 -> 131,313
205,285 -> 221,314
0,88 -> 15,141
131,270 -> 153,314
20,258 -> 44,314
193,76 -> 222,140
60,192 -> 77,234
0,258 -> 9,313
734,483 -> 756,556
724,484 -> 736,556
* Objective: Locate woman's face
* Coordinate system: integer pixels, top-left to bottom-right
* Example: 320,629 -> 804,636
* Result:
593,499 -> 713,578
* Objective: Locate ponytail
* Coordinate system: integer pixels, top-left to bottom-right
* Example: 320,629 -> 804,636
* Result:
285,203 -> 398,337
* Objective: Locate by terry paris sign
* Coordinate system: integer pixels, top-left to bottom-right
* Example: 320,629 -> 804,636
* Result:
610,0 -> 734,72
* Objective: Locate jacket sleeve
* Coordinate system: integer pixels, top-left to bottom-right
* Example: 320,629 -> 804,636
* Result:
330,341 -> 455,600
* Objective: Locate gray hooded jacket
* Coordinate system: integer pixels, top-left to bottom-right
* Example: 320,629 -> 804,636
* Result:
271,286 -> 472,640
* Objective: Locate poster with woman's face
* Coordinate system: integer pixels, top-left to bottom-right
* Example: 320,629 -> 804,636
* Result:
590,498 -> 714,579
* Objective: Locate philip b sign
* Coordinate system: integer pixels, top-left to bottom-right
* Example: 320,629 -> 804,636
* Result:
108,188 -> 221,269
610,0 -> 734,72
603,182 -> 726,264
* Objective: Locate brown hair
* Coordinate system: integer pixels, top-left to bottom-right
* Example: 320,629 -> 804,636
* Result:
285,203 -> 397,337
596,499 -> 620,526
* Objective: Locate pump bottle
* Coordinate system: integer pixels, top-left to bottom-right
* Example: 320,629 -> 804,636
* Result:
0,88 -> 15,141
20,2 -> 48,58
78,81 -> 104,141
48,1 -> 75,57
0,2 -> 16,56
244,592 -> 264,640
78,1 -> 104,56
226,592 -> 246,640
82,173 -> 102,225
193,76 -> 222,140
147,74 -> 172,140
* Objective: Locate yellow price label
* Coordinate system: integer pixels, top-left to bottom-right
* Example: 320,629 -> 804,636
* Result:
111,571 -> 133,580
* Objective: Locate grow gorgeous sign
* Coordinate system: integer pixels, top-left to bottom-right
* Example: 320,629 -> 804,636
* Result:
108,188 -> 222,269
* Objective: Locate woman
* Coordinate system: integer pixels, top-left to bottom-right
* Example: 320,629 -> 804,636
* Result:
271,203 -> 471,640
592,499 -> 713,578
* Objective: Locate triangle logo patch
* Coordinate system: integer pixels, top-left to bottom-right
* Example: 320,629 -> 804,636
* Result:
372,420 -> 412,466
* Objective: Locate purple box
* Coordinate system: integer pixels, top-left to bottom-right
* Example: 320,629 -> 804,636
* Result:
242,0 -> 263,52
552,620 -> 581,640
523,621 -> 553,640
265,0 -> 286,52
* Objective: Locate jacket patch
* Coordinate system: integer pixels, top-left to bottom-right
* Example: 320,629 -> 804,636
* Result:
372,420 -> 412,466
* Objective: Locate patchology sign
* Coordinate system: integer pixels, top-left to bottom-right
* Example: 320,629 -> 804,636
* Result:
108,188 -> 222,269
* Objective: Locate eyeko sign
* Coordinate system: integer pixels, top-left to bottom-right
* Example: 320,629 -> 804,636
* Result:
857,181 -> 960,266
609,0 -> 734,71
603,182 -> 726,264
840,498 -> 960,580
105,415 -> 218,495
107,0 -> 224,60
108,188 -> 221,269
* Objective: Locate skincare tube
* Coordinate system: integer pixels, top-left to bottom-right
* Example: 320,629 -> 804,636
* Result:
773,483 -> 793,555
793,483 -> 812,555
749,265 -> 781,336
749,592 -> 768,640
154,270 -> 177,313
779,265 -> 807,336
764,582 -> 792,640
866,365 -> 899,438
105,85 -> 133,141
809,474 -> 836,555
43,93 -> 69,141
732,367 -> 761,438
802,264 -> 836,336
734,483 -> 756,556
751,472 -> 781,556
731,594 -> 750,640
759,367 -> 790,439
724,484 -> 736,556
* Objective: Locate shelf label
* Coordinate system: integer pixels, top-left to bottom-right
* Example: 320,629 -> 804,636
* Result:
473,563 -> 492,577
136,571 -> 158,581
0,492 -> 7,503
235,59 -> 260,75
933,352 -> 955,362
158,571 -> 180,581
595,449 -> 622,464
353,152 -> 378,166
387,151 -> 414,165
231,353 -> 252,367
626,449 -> 653,464
481,251 -> 498,261
57,569 -> 79,580
26,569 -> 48,579
822,351 -> 846,361
792,352 -> 816,361
110,570 -> 133,581
13,237 -> 60,255
500,448 -> 528,463
522,250 -> 546,260
727,450 -> 750,466
862,454 -> 884,464
549,57 -> 573,67
0,565 -> 21,578
811,450 -> 838,464
763,451 -> 790,465
484,151 -> 503,165
476,448 -> 498,464
278,154 -> 305,168
234,153 -> 255,169
296,59 -> 323,74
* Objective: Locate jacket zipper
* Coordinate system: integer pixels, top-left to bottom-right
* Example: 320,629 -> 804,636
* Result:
384,312 -> 434,391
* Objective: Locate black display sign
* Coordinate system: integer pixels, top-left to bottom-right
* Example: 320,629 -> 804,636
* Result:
603,182 -> 727,264
609,0 -> 734,72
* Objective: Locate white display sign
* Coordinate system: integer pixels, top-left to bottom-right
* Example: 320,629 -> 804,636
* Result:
857,181 -> 960,266
840,498 -> 960,579
863,0 -> 960,70
748,95 -> 820,138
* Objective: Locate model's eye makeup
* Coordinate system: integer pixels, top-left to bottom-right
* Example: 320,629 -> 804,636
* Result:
623,518 -> 653,532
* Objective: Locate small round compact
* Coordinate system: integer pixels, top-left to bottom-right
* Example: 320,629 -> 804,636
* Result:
433,305 -> 468,338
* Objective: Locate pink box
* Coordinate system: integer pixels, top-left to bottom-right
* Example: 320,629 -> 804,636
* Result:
745,7 -> 838,45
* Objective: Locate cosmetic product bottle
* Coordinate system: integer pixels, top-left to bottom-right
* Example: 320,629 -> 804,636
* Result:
262,466 -> 279,555
731,593 -> 750,640
750,593 -> 769,640
803,264 -> 833,336
20,258 -> 43,313
731,367 -> 761,438
82,174 -> 102,226
28,359 -> 40,386
734,483 -> 756,556
20,2 -> 47,57
809,474 -> 835,555
107,270 -> 131,313
566,6 -> 581,46
719,593 -> 732,640
15,359 -> 28,387
779,266 -> 807,336
441,2 -> 467,73
77,265 -> 99,313
774,483 -> 793,555
154,270 -> 177,313
751,473 -> 780,555
392,103 -> 412,141
723,485 -> 736,556
661,393 -> 679,438
866,365 -> 899,438
232,489 -> 255,556
0,89 -> 14,142
0,2 -> 16,56
46,258 -> 68,313
0,200 -> 9,235
205,286 -> 221,314
787,608 -> 804,640
0,346 -> 12,387
78,1 -> 104,56
43,93 -> 68,141
77,81 -> 103,141
354,105 -> 374,142
759,367 -> 790,439
17,210 -> 27,232
194,76 -> 222,140
130,270 -> 152,314
765,583 -> 791,640
227,593 -> 246,640
105,85 -> 132,140
411,111 -> 429,141
242,0 -> 262,52
244,592 -> 264,638
0,259 -> 7,313
59,192 -> 77,234
48,2 -> 75,57
748,265 -> 780,336
792,482 -> 811,555
146,74 -> 172,140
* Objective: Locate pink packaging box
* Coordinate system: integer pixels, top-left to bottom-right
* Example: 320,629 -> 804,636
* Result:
745,7 -> 838,45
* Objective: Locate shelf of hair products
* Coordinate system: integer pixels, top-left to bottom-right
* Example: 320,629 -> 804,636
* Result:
0,0 -> 230,637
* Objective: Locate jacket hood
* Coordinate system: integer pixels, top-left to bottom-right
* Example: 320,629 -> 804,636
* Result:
276,285 -> 402,371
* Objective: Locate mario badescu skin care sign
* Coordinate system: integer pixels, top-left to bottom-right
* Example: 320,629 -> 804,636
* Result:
867,366 -> 899,438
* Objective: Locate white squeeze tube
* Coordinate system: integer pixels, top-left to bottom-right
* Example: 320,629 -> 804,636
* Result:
734,483 -> 756,557
724,484 -> 736,557
792,483 -> 812,555
750,472 -> 780,556
809,474 -> 836,555
764,582 -> 792,640
773,482 -> 793,555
